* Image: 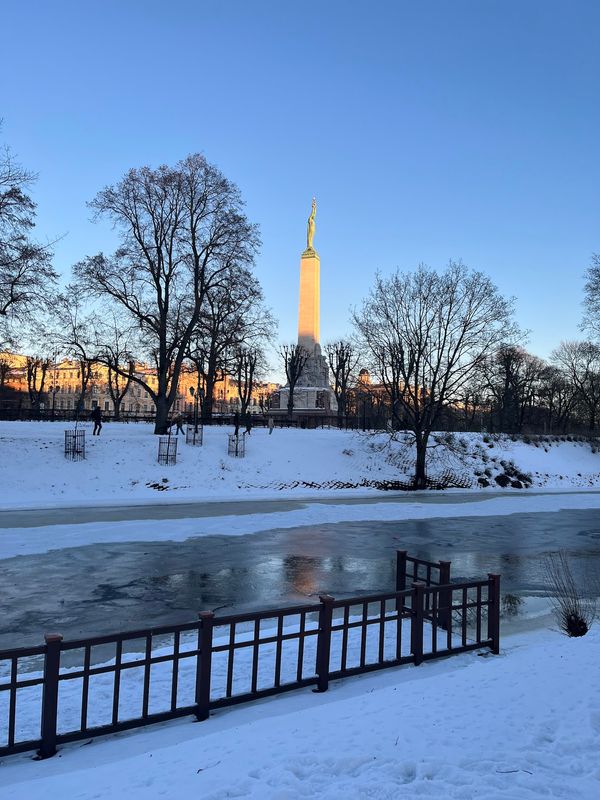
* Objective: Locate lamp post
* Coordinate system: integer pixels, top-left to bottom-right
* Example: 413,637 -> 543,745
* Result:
50,385 -> 59,420
189,386 -> 198,433
198,387 -> 205,428
51,351 -> 59,421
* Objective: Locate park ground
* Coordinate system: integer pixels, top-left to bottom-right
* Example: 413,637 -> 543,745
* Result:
2,420 -> 600,797
1,420 -> 600,509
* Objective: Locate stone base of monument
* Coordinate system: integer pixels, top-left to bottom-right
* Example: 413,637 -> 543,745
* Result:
269,385 -> 337,427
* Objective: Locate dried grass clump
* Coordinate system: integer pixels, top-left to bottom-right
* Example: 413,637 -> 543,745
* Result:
544,551 -> 596,637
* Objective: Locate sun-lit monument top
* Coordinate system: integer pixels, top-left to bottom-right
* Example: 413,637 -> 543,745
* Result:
298,197 -> 320,351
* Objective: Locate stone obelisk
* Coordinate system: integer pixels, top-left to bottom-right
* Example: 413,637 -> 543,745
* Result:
269,198 -> 336,418
296,198 -> 332,391
298,197 -> 320,352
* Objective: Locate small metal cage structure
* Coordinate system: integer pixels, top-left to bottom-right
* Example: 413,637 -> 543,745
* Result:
185,424 -> 203,446
157,435 -> 178,465
64,429 -> 86,461
228,433 -> 246,458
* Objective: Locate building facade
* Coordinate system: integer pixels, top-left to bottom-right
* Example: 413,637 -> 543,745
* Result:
0,353 -> 279,418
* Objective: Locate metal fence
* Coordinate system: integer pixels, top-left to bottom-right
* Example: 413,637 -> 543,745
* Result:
64,429 -> 86,461
157,435 -> 177,465
228,433 -> 246,457
0,554 -> 500,760
185,424 -> 203,446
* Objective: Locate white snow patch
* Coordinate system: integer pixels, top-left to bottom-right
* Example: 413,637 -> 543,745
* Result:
2,422 -> 600,511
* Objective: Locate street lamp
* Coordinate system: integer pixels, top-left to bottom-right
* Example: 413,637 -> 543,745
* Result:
50,385 -> 59,420
189,386 -> 198,433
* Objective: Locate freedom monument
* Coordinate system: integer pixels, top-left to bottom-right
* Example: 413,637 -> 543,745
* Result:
271,199 -> 337,422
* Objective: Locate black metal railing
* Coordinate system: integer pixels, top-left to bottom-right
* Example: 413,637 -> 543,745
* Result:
0,553 -> 500,759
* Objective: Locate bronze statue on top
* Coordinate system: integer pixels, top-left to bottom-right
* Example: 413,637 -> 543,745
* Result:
306,197 -> 316,250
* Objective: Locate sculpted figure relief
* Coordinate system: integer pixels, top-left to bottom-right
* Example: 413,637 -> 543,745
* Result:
307,197 -> 316,250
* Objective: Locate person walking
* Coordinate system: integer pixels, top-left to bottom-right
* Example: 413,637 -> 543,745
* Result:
233,410 -> 240,437
91,406 -> 103,436
244,411 -> 252,436
171,413 -> 185,434
267,417 -> 275,435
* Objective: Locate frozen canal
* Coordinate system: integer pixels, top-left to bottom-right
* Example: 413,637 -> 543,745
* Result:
2,497 -> 600,648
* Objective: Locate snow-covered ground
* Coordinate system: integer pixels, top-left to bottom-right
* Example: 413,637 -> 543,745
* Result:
1,421 -> 600,509
2,625 -> 599,799
3,421 -> 600,798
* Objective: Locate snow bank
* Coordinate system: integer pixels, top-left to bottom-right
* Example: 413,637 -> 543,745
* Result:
1,422 -> 600,510
2,626 -> 599,799
3,491 -> 600,560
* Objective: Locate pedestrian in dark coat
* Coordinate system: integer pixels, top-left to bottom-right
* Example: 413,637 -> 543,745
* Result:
245,411 -> 252,435
91,406 -> 103,436
171,414 -> 185,434
233,411 -> 240,437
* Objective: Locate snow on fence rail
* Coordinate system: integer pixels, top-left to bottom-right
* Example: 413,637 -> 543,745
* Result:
0,554 -> 500,760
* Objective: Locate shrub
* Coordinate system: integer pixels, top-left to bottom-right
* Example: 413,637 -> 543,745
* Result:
495,474 -> 511,487
544,551 -> 595,637
502,594 -> 523,617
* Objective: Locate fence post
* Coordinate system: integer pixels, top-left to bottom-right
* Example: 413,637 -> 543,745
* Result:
38,633 -> 63,759
438,560 -> 452,631
410,583 -> 425,666
395,550 -> 407,612
314,595 -> 334,693
487,574 -> 501,655
195,611 -> 214,721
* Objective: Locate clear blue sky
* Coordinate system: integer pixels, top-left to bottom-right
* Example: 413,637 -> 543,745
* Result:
2,0 -> 598,366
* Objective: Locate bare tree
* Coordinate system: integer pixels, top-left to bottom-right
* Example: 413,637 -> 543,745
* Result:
552,341 -> 600,431
232,346 -> 266,414
74,154 -> 259,433
582,253 -> 600,338
280,344 -> 309,419
94,313 -> 136,420
538,365 -> 576,434
186,264 -> 274,420
353,263 -> 516,487
482,346 -> 546,433
0,132 -> 56,346
51,290 -> 97,414
326,340 -> 359,423
26,355 -> 51,411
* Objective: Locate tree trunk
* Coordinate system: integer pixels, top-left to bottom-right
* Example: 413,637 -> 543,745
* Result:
203,373 -> 216,421
154,395 -> 170,434
287,384 -> 295,419
337,391 -> 346,425
413,433 -> 428,489
113,398 -> 121,422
